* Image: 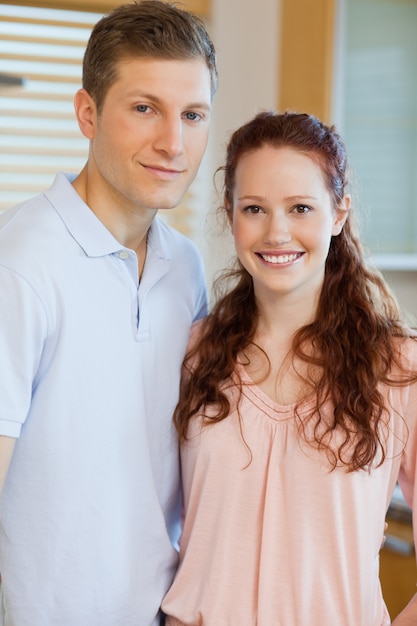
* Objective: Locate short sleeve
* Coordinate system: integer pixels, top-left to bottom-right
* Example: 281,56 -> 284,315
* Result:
0,265 -> 48,436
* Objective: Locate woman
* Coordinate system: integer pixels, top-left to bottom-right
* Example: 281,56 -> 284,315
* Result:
162,111 -> 417,625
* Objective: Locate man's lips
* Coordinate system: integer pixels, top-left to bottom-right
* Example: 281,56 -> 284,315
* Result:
142,163 -> 185,179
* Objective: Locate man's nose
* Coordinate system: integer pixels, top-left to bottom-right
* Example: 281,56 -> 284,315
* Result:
154,116 -> 184,157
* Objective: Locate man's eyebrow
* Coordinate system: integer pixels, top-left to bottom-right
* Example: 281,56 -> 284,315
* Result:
125,91 -> 211,111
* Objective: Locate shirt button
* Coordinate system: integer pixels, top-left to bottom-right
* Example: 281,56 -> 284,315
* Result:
118,250 -> 130,260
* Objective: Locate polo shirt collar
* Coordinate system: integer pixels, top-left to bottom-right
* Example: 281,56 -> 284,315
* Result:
45,173 -> 122,257
45,172 -> 171,264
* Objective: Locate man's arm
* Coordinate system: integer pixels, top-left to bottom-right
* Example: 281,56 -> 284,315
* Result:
0,435 -> 16,495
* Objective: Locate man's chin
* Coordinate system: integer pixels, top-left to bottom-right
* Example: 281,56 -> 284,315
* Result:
154,192 -> 191,212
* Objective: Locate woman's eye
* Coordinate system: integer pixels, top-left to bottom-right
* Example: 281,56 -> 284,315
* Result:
294,204 -> 310,214
243,205 -> 263,215
135,104 -> 150,113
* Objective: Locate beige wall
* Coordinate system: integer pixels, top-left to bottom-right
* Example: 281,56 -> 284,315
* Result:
197,0 -> 280,292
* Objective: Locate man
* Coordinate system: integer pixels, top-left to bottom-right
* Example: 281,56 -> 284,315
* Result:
0,2 -> 217,624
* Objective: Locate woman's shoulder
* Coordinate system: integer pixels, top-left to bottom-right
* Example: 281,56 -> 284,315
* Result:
183,318 -> 210,376
393,333 -> 417,371
187,318 -> 207,350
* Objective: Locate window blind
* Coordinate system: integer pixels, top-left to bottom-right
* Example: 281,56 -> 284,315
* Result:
0,2 -> 212,242
0,4 -> 101,212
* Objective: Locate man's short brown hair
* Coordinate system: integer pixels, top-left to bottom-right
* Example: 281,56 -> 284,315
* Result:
82,0 -> 217,112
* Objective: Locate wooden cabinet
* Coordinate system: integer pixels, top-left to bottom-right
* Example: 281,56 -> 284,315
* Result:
380,509 -> 417,619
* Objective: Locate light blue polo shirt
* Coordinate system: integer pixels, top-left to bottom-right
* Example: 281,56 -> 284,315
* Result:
0,173 -> 207,626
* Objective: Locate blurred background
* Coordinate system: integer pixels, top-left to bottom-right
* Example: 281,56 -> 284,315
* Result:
1,0 -> 416,617
1,0 -> 417,311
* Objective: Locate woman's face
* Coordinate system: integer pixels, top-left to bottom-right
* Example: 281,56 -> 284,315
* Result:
230,145 -> 348,307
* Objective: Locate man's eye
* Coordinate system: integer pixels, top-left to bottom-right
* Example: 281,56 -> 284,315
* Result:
184,112 -> 201,121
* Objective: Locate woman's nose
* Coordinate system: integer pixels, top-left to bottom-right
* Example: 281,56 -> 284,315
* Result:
264,212 -> 292,245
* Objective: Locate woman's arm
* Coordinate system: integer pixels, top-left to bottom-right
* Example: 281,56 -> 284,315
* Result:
392,593 -> 417,625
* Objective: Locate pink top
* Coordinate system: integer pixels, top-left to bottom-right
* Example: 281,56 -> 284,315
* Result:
162,336 -> 417,626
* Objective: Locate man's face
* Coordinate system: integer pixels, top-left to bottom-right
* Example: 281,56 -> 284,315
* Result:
83,56 -> 212,213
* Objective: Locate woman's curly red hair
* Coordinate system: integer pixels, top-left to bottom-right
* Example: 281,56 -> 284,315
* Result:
174,111 -> 417,471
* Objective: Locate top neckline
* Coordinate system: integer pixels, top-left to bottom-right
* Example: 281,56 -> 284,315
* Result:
235,361 -> 318,420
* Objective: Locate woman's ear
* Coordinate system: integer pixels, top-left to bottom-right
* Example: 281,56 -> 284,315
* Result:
73,88 -> 98,140
332,194 -> 350,236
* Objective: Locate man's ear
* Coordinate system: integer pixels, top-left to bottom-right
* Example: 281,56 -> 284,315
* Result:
332,194 -> 350,236
73,88 -> 98,140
